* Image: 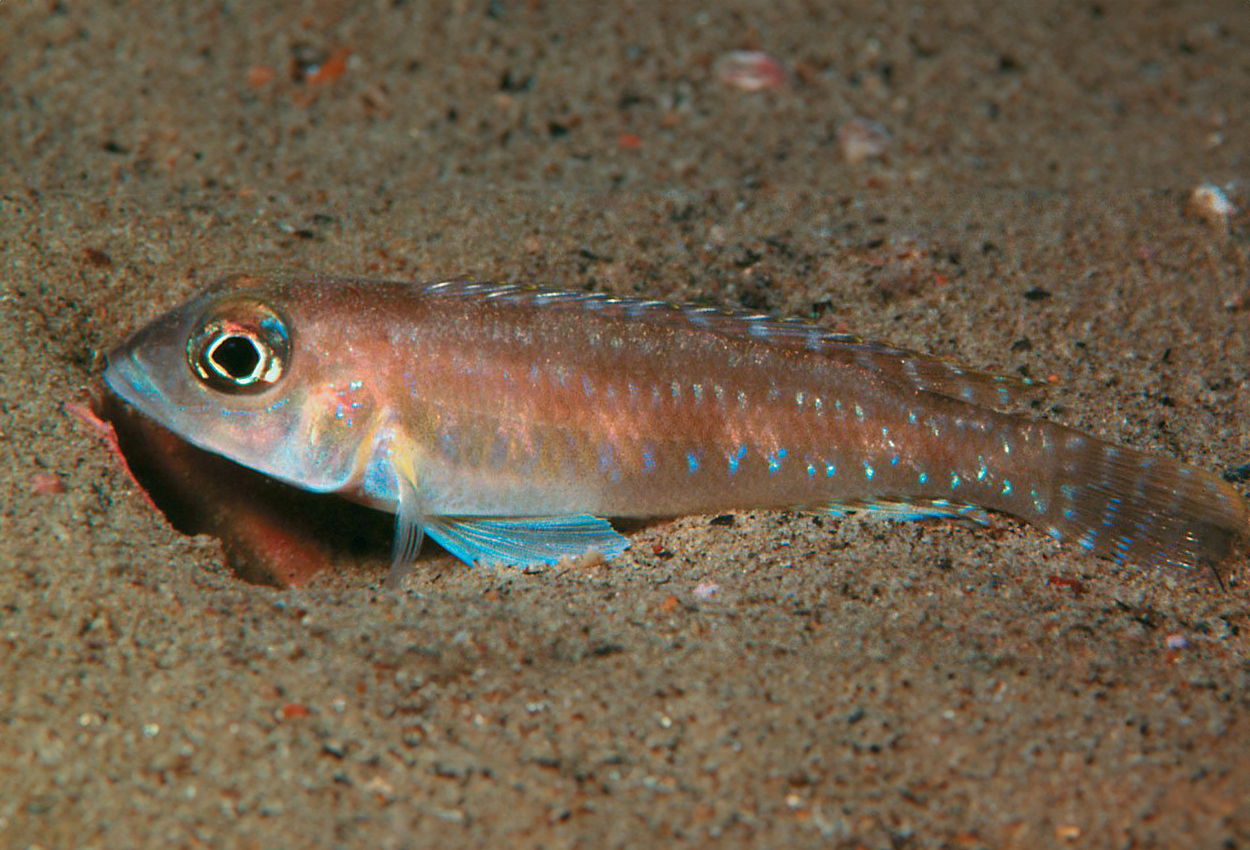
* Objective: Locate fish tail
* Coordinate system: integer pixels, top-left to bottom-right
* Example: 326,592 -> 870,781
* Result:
1016,423 -> 1249,573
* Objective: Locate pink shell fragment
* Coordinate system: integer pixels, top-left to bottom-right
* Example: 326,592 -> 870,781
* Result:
715,50 -> 788,92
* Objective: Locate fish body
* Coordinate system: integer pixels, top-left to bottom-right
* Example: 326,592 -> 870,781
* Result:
103,273 -> 1249,586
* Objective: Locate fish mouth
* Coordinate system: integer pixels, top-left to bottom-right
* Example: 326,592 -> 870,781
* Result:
101,347 -> 200,427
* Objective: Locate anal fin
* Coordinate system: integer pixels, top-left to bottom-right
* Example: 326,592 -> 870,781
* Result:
824,498 -> 991,527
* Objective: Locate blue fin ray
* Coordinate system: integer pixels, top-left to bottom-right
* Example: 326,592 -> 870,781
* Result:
424,515 -> 630,567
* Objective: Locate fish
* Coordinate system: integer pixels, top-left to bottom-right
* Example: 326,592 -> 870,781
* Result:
102,272 -> 1250,588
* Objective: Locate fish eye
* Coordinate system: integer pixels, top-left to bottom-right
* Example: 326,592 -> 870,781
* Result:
187,299 -> 291,394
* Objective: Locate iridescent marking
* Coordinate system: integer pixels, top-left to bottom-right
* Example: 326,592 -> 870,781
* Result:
854,403 -> 865,420
806,460 -> 817,478
1032,489 -> 1047,513
643,448 -> 657,472
767,451 -> 783,474
1002,479 -> 1012,496
864,462 -> 875,481
976,456 -> 988,481
582,375 -> 595,396
348,380 -> 363,391
795,391 -> 805,407
919,471 -> 928,485
737,390 -> 748,408
908,411 -> 917,424
826,462 -> 837,477
1060,484 -> 1077,501
881,426 -> 890,438
728,445 -> 747,475
529,364 -> 542,384
692,383 -> 704,402
686,451 -> 700,474
950,472 -> 960,489
670,380 -> 681,400
1077,530 -> 1097,550
814,397 -> 825,415
835,399 -> 843,412
891,455 -> 900,466
1002,439 -> 1012,455
713,385 -> 725,403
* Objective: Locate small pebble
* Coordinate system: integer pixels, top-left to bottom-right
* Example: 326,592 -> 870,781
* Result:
836,117 -> 890,164
1188,183 -> 1233,229
31,472 -> 66,495
693,580 -> 719,599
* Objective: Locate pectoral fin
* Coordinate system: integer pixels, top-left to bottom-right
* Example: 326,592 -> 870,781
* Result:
384,460 -> 427,590
424,515 -> 630,568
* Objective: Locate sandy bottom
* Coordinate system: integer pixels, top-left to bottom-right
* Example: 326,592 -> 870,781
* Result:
3,2 -> 1249,847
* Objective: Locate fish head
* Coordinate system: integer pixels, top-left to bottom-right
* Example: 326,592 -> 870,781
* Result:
103,274 -> 383,495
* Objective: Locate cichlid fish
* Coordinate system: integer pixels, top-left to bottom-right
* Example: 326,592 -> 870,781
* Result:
103,272 -> 1249,587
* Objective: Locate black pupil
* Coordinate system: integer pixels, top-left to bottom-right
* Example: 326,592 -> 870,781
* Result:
211,335 -> 262,380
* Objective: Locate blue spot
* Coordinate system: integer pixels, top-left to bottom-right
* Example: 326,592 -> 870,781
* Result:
644,450 -> 657,472
581,376 -> 594,396
890,455 -> 900,466
767,448 -> 786,474
950,472 -> 960,489
918,471 -> 928,485
806,461 -> 817,478
881,426 -> 890,438
598,444 -> 616,474
686,452 -> 700,474
908,411 -> 917,424
864,462 -> 875,481
1002,479 -> 1013,496
825,462 -> 837,477
348,379 -> 363,391
334,403 -> 345,420
1060,484 -> 1077,501
729,445 -> 747,475
441,432 -> 456,457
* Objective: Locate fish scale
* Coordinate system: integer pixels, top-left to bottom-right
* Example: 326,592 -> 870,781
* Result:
102,273 -> 1249,586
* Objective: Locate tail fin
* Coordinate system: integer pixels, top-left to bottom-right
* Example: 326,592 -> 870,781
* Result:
1025,425 -> 1249,573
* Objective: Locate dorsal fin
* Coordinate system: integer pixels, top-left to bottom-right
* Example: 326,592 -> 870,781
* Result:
420,280 -> 1041,409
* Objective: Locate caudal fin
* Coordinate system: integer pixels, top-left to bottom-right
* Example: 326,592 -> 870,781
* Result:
1030,427 -> 1249,573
